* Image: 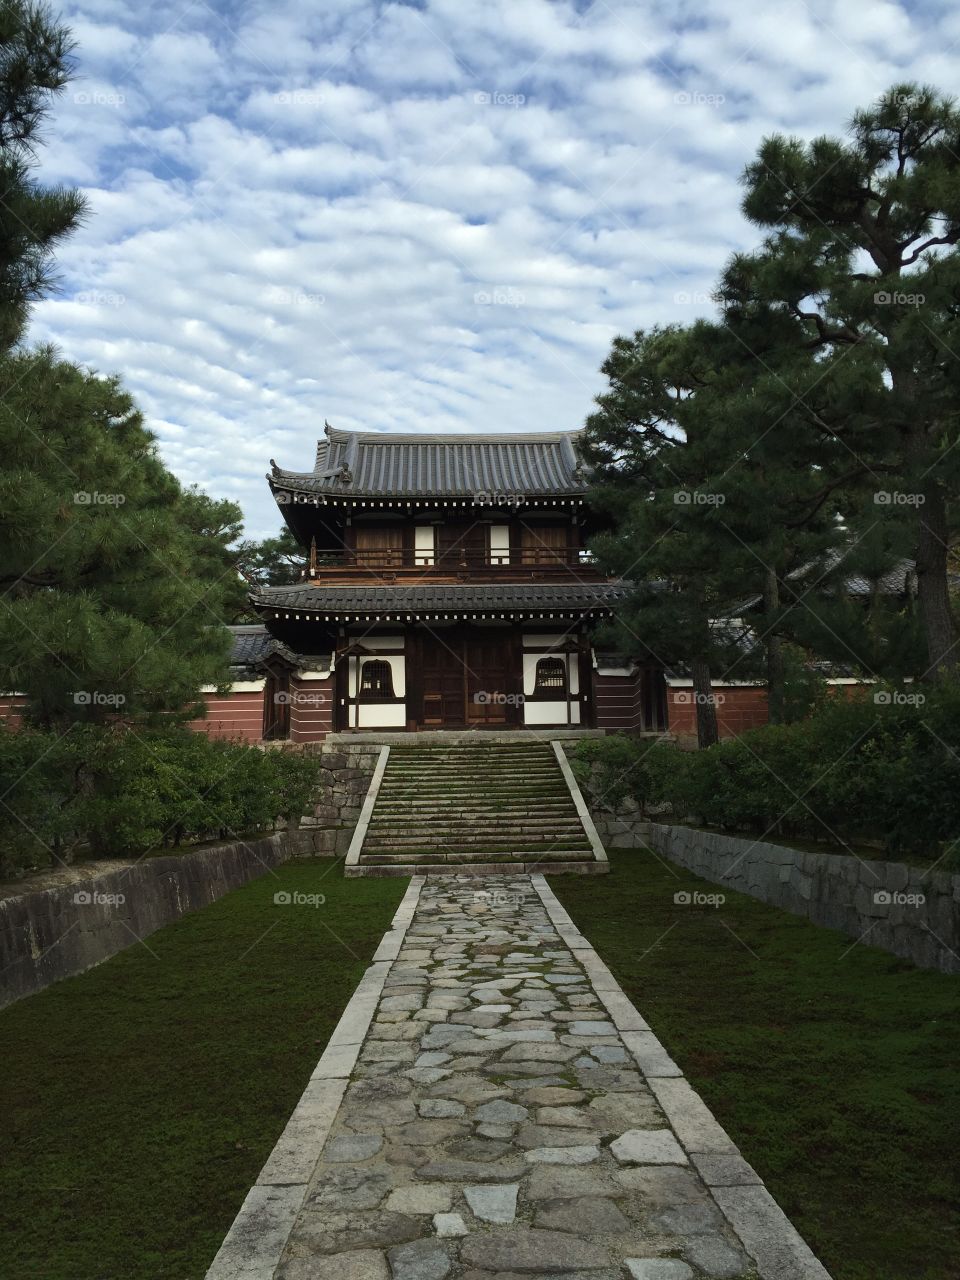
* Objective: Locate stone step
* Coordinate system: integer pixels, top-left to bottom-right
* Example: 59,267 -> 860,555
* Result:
379,781 -> 568,793
388,750 -> 556,760
366,823 -> 585,837
345,860 -> 607,877
372,803 -> 577,813
362,845 -> 594,858
363,839 -> 593,849
386,768 -> 563,778
366,819 -> 585,833
356,739 -> 598,871
359,848 -> 593,863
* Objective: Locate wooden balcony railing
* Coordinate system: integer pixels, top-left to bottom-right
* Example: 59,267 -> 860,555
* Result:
306,546 -> 601,579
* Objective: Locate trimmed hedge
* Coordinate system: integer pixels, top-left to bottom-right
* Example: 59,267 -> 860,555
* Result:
0,727 -> 320,876
574,685 -> 960,859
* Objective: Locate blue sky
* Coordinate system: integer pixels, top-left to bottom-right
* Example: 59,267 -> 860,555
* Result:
31,0 -> 960,536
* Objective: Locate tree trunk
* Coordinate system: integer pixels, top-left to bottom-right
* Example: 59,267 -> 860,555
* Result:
916,480 -> 959,681
764,567 -> 786,723
691,658 -> 719,749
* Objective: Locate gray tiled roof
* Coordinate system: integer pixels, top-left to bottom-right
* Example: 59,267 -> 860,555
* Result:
251,581 -> 625,617
228,625 -> 331,673
229,626 -> 274,667
269,425 -> 587,498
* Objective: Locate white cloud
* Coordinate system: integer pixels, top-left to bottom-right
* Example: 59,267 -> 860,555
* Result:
28,0 -> 960,535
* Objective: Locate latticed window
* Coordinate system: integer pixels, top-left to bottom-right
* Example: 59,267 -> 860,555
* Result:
360,659 -> 394,699
534,657 -> 567,695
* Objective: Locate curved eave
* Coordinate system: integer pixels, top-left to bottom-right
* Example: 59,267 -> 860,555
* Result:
267,478 -> 588,509
253,604 -> 616,623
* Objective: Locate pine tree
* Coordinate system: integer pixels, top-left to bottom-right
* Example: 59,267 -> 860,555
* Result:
240,526 -> 304,587
0,352 -> 236,725
0,1 -> 86,349
582,325 -> 760,747
720,83 -> 960,681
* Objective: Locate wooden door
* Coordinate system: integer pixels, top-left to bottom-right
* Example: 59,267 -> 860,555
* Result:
437,522 -> 487,570
464,633 -> 517,725
418,631 -> 467,727
520,523 -> 567,565
262,673 -> 290,740
415,629 -> 520,727
354,524 -> 403,569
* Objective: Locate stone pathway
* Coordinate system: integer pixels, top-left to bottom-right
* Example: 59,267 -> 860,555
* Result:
208,875 -> 831,1280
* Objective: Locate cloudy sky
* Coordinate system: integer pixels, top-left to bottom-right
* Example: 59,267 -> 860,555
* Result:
31,0 -> 960,535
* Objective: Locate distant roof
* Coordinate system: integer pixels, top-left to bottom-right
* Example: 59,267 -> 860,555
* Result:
251,581 -> 625,619
269,424 -> 588,499
228,625 -> 332,674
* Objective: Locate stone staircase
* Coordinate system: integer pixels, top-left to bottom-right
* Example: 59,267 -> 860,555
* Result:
345,741 -> 607,876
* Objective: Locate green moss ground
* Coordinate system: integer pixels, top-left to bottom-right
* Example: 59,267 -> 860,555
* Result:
552,848 -> 960,1280
0,858 -> 406,1280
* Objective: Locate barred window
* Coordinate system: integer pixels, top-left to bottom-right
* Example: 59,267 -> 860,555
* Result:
534,657 -> 567,695
360,659 -> 394,699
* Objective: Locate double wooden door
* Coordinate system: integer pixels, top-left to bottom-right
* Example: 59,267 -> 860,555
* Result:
413,629 -> 520,727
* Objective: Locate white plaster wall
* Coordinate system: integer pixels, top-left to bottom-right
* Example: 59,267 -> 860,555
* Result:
414,526 -> 435,565
524,700 -> 569,725
357,703 -> 407,728
490,524 -> 510,564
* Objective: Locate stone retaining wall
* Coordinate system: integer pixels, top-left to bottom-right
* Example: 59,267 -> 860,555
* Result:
0,828 -> 315,1010
295,741 -> 382,855
594,807 -> 960,975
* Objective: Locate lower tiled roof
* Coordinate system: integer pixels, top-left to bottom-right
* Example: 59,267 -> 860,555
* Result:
251,581 -> 626,617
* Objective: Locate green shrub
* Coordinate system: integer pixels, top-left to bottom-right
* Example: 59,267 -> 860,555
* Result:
570,734 -> 653,810
0,727 -> 321,875
575,684 -> 960,858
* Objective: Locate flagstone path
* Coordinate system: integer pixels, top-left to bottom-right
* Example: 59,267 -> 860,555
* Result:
208,875 -> 831,1280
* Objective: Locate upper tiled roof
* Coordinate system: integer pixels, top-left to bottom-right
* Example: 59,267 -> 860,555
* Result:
251,581 -> 625,617
269,424 -> 588,498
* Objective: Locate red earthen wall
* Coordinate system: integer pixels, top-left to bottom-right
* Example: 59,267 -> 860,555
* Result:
189,690 -> 265,742
0,694 -> 27,730
667,686 -> 769,740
